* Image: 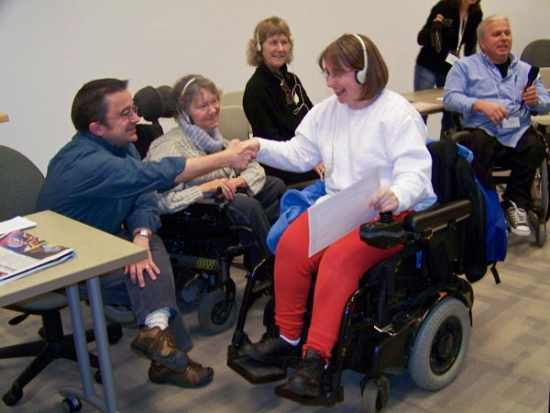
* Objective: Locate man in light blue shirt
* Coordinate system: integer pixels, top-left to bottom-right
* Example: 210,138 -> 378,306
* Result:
444,14 -> 550,236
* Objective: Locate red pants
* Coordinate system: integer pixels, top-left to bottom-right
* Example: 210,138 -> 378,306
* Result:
274,210 -> 408,362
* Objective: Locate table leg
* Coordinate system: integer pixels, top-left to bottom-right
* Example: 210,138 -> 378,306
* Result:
59,281 -> 119,413
87,277 -> 119,413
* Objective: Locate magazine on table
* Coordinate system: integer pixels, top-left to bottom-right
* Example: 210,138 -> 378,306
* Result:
0,229 -> 75,286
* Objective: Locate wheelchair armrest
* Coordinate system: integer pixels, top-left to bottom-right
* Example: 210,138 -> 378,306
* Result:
360,199 -> 472,249
450,130 -> 470,143
360,215 -> 409,249
402,199 -> 472,236
193,197 -> 229,209
159,198 -> 229,227
286,179 -> 319,191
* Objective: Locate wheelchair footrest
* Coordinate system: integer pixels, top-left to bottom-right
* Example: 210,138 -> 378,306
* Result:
274,382 -> 343,407
227,345 -> 288,384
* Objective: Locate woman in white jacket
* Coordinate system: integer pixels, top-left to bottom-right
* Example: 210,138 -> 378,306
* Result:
239,33 -> 437,398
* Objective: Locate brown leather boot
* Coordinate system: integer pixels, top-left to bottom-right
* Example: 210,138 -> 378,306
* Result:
148,359 -> 214,388
130,326 -> 188,372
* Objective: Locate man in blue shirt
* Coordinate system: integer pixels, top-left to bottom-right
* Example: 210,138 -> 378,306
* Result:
444,14 -> 550,236
37,78 -> 253,389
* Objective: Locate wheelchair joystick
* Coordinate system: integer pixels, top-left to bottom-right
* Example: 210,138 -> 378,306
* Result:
359,211 -> 408,249
379,211 -> 394,224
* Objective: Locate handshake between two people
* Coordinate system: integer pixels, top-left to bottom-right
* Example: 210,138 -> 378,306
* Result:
223,138 -> 399,213
223,138 -> 261,172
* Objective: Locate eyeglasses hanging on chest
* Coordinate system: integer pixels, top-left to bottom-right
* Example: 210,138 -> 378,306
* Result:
279,78 -> 294,105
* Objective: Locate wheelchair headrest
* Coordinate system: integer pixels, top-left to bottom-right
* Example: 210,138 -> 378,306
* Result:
134,85 -> 174,122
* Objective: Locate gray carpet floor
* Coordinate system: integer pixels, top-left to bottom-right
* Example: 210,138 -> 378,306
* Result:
1,232 -> 549,413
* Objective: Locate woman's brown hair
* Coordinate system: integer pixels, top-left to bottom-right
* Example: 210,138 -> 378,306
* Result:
318,33 -> 389,101
246,16 -> 294,67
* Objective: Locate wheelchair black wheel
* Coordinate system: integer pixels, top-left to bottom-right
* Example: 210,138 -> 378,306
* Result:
535,221 -> 546,247
531,161 -> 549,222
540,161 -> 549,222
360,377 -> 389,413
529,161 -> 548,247
408,297 -> 470,391
198,290 -> 238,335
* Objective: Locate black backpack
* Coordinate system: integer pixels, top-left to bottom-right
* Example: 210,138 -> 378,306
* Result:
428,139 -> 503,284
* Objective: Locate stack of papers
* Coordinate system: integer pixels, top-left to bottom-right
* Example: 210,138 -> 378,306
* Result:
0,217 -> 75,286
0,216 -> 37,235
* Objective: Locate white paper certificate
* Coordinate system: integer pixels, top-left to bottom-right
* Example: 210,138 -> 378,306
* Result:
308,170 -> 380,257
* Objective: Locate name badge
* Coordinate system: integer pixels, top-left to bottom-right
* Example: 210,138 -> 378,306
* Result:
445,52 -> 459,66
501,117 -> 520,129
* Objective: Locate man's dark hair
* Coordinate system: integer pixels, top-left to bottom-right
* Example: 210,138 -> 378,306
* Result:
71,78 -> 129,132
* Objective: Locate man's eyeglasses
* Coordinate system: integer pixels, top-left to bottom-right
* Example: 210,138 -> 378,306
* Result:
109,105 -> 139,121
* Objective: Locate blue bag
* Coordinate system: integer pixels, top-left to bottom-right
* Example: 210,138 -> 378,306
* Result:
478,184 -> 508,268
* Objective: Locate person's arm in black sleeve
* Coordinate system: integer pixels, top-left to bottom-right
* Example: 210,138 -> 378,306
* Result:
417,2 -> 444,46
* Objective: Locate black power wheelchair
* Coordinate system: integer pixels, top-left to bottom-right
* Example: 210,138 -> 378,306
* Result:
450,114 -> 550,247
103,85 -> 263,335
227,139 -> 480,412
492,122 -> 550,247
156,199 -> 262,335
492,126 -> 549,246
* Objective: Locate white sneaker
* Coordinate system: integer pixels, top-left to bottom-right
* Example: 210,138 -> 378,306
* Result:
504,200 -> 531,236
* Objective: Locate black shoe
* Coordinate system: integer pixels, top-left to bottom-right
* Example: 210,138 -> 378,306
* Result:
285,349 -> 326,397
240,336 -> 297,364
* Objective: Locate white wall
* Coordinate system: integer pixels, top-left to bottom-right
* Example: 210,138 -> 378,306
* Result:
1,0 -> 549,173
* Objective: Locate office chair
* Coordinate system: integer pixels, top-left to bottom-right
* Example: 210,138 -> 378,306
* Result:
520,39 -> 550,68
219,91 -> 251,142
538,67 -> 550,87
218,105 -> 251,141
520,39 -> 550,129
0,145 -> 122,406
220,90 -> 244,107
